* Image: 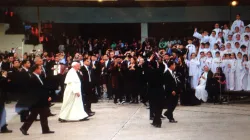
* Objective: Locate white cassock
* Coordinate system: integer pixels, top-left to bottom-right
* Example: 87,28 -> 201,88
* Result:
195,72 -> 208,102
211,57 -> 222,73
209,36 -> 217,49
193,32 -> 209,43
224,40 -> 235,49
247,62 -> 250,91
241,32 -> 250,41
240,40 -> 250,49
188,58 -> 200,89
205,57 -> 213,70
235,59 -> 244,91
228,59 -> 236,91
223,29 -> 231,41
199,57 -> 206,76
186,44 -> 196,60
242,61 -> 248,91
211,49 -> 219,58
223,49 -> 233,55
59,68 -> 88,121
222,59 -> 230,90
233,33 -> 241,42
240,49 -> 248,56
232,47 -> 241,55
213,28 -> 222,38
231,20 -> 245,34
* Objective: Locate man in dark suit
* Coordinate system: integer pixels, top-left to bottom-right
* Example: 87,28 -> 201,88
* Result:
20,64 -> 54,135
147,54 -> 165,128
80,58 -> 95,116
0,70 -> 12,133
102,54 -> 112,99
90,55 -> 102,98
163,60 -> 178,123
16,60 -> 31,122
1,56 -> 14,72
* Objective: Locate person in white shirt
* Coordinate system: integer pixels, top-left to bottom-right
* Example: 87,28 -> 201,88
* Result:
242,54 -> 249,91
228,53 -> 237,91
223,24 -> 231,41
222,54 -> 230,90
197,43 -> 206,59
211,43 -> 220,58
224,43 -> 233,55
225,35 -> 234,49
231,14 -> 245,34
209,31 -> 217,49
240,45 -> 248,56
232,27 -> 241,41
205,51 -> 213,70
211,52 -> 222,73
186,39 -> 196,60
199,52 -> 206,77
241,35 -> 250,49
235,52 -> 244,91
188,53 -> 200,89
213,23 -> 222,38
193,29 -> 209,43
241,26 -> 250,41
203,42 -> 211,55
219,45 -> 226,58
233,42 -> 241,54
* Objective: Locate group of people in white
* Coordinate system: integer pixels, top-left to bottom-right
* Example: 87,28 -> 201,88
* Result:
186,14 -> 250,102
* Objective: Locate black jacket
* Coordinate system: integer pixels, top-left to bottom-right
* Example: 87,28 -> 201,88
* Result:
164,70 -> 178,97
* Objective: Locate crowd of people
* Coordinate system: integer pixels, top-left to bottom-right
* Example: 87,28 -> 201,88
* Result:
0,14 -> 250,132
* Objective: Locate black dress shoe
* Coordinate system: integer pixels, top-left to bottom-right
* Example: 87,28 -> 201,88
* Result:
42,131 -> 55,134
0,128 -> 13,133
79,118 -> 89,121
151,123 -> 161,128
88,112 -> 95,117
49,103 -> 55,107
160,115 -> 165,119
143,102 -> 148,106
169,119 -> 178,123
20,128 -> 29,135
150,117 -> 154,120
58,118 -> 67,123
48,113 -> 56,117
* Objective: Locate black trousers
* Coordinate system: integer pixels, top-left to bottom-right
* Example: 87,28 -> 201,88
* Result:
20,110 -> 29,122
165,95 -> 178,120
107,78 -> 113,99
21,107 -> 50,133
113,88 -> 122,103
83,95 -> 92,114
149,88 -> 164,125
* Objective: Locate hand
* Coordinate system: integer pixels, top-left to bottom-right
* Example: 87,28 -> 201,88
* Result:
48,97 -> 52,101
172,91 -> 176,96
76,93 -> 80,97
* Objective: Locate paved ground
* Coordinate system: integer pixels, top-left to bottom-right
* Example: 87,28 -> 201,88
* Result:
2,100 -> 250,140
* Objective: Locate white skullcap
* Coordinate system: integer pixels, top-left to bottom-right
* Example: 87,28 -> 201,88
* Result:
71,62 -> 79,67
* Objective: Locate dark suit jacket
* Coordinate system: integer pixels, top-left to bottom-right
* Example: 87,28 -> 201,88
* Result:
91,61 -> 102,84
19,68 -> 31,94
164,70 -> 178,97
80,65 -> 93,95
205,70 -> 214,91
20,73 -> 49,108
0,76 -> 8,105
1,62 -> 11,71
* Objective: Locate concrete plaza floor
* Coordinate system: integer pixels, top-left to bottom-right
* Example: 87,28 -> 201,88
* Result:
1,100 -> 250,140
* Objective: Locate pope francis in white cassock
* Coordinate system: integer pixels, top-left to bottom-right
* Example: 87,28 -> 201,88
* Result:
59,62 -> 88,121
